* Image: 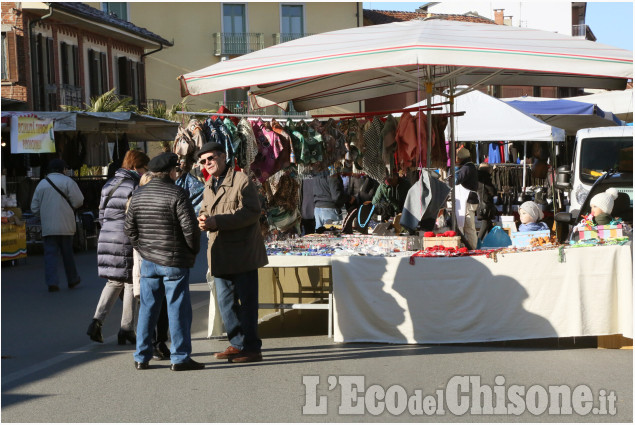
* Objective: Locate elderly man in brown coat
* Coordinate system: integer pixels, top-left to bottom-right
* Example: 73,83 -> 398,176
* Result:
197,141 -> 268,363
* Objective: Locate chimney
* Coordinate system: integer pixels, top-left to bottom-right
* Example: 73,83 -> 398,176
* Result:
494,9 -> 504,25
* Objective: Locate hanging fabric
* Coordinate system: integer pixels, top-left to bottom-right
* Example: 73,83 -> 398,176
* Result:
362,116 -> 386,183
237,117 -> 258,174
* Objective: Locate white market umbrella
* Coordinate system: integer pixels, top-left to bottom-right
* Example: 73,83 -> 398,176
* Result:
564,89 -> 633,123
179,19 -> 632,111
179,18 -> 631,232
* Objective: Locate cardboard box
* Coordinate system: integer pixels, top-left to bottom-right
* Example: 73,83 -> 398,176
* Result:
510,230 -> 550,247
422,236 -> 461,249
578,224 -> 623,241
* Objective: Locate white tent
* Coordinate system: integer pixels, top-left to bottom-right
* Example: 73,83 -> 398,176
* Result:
565,89 -> 633,123
398,89 -> 566,142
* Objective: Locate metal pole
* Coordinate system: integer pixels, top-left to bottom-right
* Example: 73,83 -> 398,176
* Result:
449,83 -> 456,231
426,81 -> 433,168
523,141 -> 527,194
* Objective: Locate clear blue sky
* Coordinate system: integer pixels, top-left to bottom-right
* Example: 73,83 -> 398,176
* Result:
362,2 -> 633,51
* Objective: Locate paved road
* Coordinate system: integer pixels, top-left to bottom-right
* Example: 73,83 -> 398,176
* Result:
1,239 -> 632,422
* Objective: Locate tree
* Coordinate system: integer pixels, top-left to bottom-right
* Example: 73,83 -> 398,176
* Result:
61,88 -> 137,112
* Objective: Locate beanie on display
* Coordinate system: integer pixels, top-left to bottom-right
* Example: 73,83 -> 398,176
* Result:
590,187 -> 619,215
519,201 -> 543,222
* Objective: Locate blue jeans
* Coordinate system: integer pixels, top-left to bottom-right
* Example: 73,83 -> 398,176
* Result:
134,260 -> 192,365
215,269 -> 262,352
43,235 -> 79,288
314,207 -> 341,229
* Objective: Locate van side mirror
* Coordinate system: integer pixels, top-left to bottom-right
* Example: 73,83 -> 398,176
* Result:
554,211 -> 574,224
556,165 -> 572,190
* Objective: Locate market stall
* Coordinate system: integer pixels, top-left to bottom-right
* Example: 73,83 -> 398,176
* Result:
1,111 -> 179,252
331,244 -> 633,344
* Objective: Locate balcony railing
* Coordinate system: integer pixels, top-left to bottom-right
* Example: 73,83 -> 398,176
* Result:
213,33 -> 264,56
572,24 -> 596,41
219,100 -> 312,117
273,33 -> 315,45
59,84 -> 83,109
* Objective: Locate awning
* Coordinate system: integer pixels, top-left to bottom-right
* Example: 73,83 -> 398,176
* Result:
0,111 -> 179,141
501,97 -> 624,136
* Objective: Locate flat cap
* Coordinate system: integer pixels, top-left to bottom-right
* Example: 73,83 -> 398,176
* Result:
196,141 -> 225,158
147,152 -> 179,172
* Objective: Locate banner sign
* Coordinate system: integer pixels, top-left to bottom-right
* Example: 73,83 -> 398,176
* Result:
10,115 -> 56,153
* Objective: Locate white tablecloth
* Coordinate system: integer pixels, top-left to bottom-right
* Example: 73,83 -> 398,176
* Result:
331,244 -> 633,344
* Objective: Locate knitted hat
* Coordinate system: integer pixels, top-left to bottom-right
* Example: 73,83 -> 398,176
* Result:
147,152 -> 179,172
590,188 -> 619,214
519,201 -> 543,222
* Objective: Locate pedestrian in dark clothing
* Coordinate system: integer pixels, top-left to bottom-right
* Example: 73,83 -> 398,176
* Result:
125,152 -> 203,371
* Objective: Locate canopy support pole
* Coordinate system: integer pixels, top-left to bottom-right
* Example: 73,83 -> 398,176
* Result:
426,77 -> 433,169
523,141 -> 527,195
449,82 -> 457,231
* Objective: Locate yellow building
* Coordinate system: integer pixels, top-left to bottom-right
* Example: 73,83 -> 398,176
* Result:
85,2 -> 363,114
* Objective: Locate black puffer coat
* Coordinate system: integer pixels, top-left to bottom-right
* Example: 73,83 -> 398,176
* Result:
97,168 -> 140,282
124,176 -> 200,268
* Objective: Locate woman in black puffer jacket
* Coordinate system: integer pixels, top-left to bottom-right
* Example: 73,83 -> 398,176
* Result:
87,150 -> 149,345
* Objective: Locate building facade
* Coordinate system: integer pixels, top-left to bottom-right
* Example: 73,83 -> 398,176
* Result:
84,2 -> 363,114
1,2 -> 171,112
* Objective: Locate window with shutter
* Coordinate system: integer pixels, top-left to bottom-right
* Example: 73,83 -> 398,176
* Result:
61,42 -> 69,85
100,52 -> 108,93
137,61 -> 146,106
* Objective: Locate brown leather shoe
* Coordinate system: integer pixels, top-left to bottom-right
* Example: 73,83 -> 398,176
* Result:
228,350 -> 263,363
214,345 -> 241,359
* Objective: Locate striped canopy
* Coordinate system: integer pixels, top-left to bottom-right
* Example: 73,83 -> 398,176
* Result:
179,19 -> 632,112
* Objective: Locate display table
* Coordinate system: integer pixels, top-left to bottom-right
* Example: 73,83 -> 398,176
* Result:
331,244 -> 633,344
261,256 -> 333,336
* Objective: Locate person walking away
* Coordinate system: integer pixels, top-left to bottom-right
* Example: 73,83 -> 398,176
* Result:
455,147 -> 479,250
87,150 -> 149,344
30,159 -> 83,292
197,142 -> 268,363
124,152 -> 203,371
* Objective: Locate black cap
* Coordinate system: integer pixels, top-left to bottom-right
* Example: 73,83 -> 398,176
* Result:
147,152 -> 179,172
48,159 -> 68,172
196,142 -> 225,158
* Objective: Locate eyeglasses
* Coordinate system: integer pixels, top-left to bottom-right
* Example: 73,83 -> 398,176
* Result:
199,155 -> 221,165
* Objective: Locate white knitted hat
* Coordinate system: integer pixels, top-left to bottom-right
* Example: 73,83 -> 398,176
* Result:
519,201 -> 543,222
590,187 -> 619,214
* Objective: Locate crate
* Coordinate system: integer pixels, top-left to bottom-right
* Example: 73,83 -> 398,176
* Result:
422,236 -> 461,249
510,230 -> 550,247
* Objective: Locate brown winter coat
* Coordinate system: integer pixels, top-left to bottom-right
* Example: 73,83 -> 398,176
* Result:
199,167 -> 268,276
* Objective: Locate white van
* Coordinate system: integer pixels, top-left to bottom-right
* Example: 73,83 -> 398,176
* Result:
567,126 -> 633,212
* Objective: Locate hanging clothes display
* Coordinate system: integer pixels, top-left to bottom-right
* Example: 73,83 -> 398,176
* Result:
362,116 -> 387,183
381,115 -> 398,175
237,117 -> 259,174
251,118 -> 280,182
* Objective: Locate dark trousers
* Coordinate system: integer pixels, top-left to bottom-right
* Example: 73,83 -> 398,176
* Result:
215,269 -> 262,352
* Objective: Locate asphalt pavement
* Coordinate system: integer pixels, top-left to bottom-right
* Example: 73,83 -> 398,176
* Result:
1,238 -> 632,422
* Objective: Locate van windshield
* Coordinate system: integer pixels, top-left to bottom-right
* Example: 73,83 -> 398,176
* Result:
579,136 -> 633,184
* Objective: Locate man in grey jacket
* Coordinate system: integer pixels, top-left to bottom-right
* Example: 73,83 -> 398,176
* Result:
31,159 -> 83,292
